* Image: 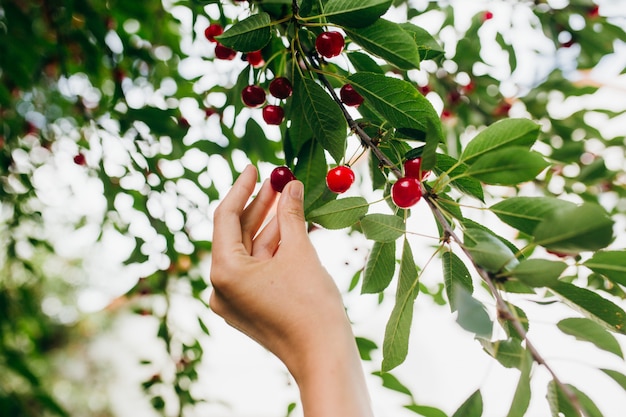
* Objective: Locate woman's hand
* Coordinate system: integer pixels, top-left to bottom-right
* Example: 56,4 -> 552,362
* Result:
210,164 -> 374,417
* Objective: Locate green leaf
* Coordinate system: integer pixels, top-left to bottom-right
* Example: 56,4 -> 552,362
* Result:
557,317 -> 623,358
547,382 -> 604,417
479,338 -> 526,369
434,153 -> 484,201
452,390 -> 483,417
490,197 -> 577,236
465,147 -> 549,186
362,241 -> 396,293
463,228 -> 519,273
345,19 -> 420,69
459,118 -> 540,164
371,371 -> 413,397
404,405 -> 448,417
533,203 -> 614,253
307,197 -> 368,229
324,0 -> 392,28
509,259 -> 567,287
442,251 -> 473,312
382,238 -> 420,371
453,283 -> 493,338
347,72 -> 443,169
347,51 -> 385,74
506,350 -> 533,417
294,76 -> 347,162
355,337 -> 378,360
398,22 -> 444,61
360,213 -> 405,242
215,13 -> 272,52
294,140 -> 333,214
583,251 -> 626,286
548,281 -> 626,335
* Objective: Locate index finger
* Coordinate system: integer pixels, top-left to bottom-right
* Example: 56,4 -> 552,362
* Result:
212,165 -> 258,256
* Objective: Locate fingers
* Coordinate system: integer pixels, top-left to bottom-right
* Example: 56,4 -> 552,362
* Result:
276,180 -> 309,247
240,179 -> 278,253
212,165 -> 258,256
251,216 -> 280,259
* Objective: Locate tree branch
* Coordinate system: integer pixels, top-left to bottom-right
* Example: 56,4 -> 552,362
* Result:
306,50 -> 585,416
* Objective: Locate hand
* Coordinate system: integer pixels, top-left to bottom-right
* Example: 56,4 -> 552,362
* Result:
210,164 -> 374,417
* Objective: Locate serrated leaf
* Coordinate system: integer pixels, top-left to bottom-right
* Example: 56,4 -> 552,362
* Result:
295,76 -> 347,162
509,259 -> 567,287
490,197 -> 577,236
442,251 -> 473,312
360,213 -> 405,242
549,281 -> 626,335
398,22 -> 444,61
452,390 -> 483,417
460,118 -> 540,164
347,51 -> 385,74
453,283 -> 493,338
347,72 -> 443,170
547,382 -> 604,417
362,240 -> 396,293
324,0 -> 392,28
463,228 -> 519,273
346,19 -> 420,69
215,13 -> 271,52
465,147 -> 549,185
307,196 -> 368,229
382,238 -> 420,371
557,317 -> 623,358
583,251 -> 626,286
533,203 -> 614,253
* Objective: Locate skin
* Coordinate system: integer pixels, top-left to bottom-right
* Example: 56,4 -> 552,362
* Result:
210,164 -> 374,417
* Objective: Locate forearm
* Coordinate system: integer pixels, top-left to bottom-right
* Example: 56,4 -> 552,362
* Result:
286,317 -> 375,417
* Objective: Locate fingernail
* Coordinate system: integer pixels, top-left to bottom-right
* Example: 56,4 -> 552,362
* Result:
290,181 -> 303,201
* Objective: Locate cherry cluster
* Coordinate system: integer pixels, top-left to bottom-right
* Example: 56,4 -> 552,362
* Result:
204,23 -> 264,67
241,77 -> 292,125
391,157 -> 430,208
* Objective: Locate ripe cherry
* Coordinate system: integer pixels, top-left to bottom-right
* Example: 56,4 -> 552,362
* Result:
245,50 -> 264,68
483,11 -> 494,21
391,177 -> 422,208
403,157 -> 430,181
241,85 -> 266,108
340,84 -> 364,107
326,166 -> 355,194
215,43 -> 237,60
204,24 -> 223,43
315,31 -> 344,59
73,153 -> 86,166
270,166 -> 296,192
262,105 -> 285,125
269,77 -> 293,99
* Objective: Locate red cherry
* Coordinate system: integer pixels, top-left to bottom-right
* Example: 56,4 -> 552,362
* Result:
241,85 -> 266,108
483,11 -> 494,21
246,50 -> 264,67
588,5 -> 600,18
73,153 -> 86,166
262,105 -> 285,125
270,166 -> 296,192
391,177 -> 422,208
315,31 -> 344,59
269,77 -> 293,99
215,43 -> 237,60
326,166 -> 355,194
204,24 -> 223,43
404,157 -> 430,181
418,85 -> 431,95
340,84 -> 364,107
205,108 -> 218,118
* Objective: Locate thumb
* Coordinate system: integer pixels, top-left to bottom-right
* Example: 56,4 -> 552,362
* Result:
276,180 -> 308,244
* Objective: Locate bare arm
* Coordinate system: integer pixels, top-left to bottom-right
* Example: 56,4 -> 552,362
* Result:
210,164 -> 374,417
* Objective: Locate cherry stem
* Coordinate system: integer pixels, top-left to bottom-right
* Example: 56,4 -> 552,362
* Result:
305,48 -> 584,415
